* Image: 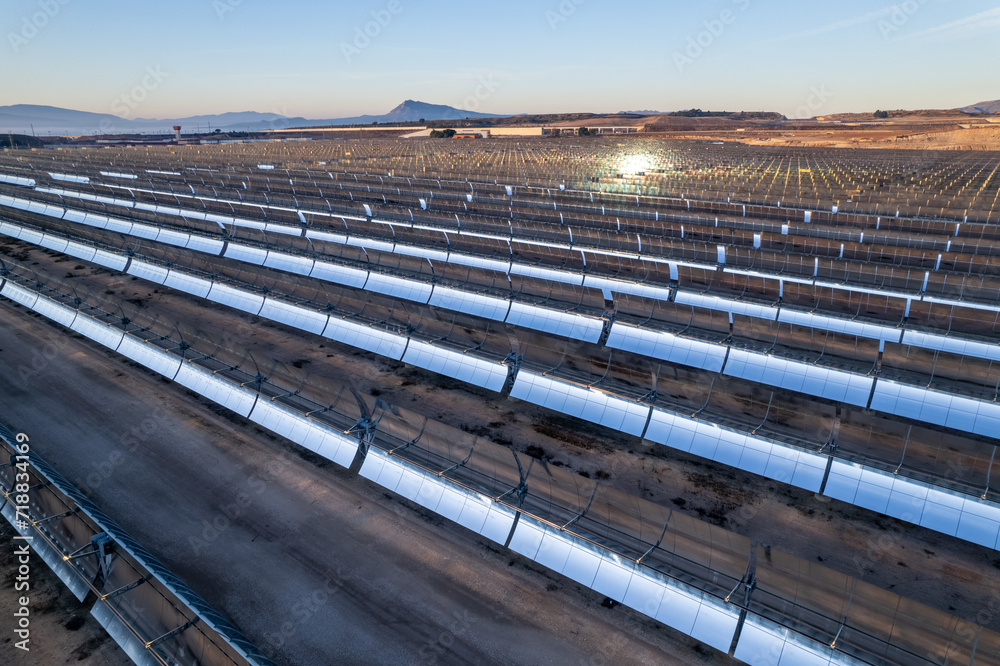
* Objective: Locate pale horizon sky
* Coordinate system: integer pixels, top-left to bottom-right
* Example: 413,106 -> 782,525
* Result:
2,0 -> 998,120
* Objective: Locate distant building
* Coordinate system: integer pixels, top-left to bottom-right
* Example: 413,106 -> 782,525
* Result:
487,127 -> 548,137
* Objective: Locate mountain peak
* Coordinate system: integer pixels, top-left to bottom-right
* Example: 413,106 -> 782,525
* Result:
958,99 -> 1000,114
381,100 -> 502,122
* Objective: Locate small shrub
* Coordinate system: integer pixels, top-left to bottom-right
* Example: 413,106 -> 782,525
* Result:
525,444 -> 546,459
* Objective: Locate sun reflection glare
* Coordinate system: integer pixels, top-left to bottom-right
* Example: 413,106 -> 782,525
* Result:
615,151 -> 654,175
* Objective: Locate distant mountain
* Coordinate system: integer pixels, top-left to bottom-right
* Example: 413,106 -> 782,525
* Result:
259,100 -> 503,130
0,104 -> 308,135
0,104 -> 139,135
134,111 -> 292,129
0,101 -> 507,136
958,99 -> 1000,114
620,109 -> 662,115
340,99 -> 503,124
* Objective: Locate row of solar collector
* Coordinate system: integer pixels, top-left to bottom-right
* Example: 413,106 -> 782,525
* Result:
25,144 -> 1000,202
6,184 -> 1000,341
5,168 -> 996,271
11,170 -> 1000,308
0,275 -> 818,665
7,163 -> 992,240
69,177 -> 1000,274
0,426 -> 275,666
289,172 -> 992,247
30,179 -> 1000,314
165,190 -> 1000,301
6,201 -> 1000,444
2,279 -> 994,666
97,162 -> 1000,241
0,221 -> 512,391
4,193 -> 1000,419
4,203 -> 1000,437
2,224 -> 1000,557
8,179 -> 1000,380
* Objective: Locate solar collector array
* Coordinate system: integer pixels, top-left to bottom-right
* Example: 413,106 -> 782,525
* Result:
1,145 -> 1000,663
2,215 -> 999,551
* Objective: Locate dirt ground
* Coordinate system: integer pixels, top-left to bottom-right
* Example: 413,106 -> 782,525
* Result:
2,231 -> 999,656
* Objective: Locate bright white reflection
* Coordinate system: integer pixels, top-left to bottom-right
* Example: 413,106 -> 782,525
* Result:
616,152 -> 654,175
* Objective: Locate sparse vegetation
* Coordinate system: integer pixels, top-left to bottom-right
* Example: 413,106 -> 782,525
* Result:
0,133 -> 45,149
669,108 -> 718,117
524,444 -> 546,459
64,615 -> 86,631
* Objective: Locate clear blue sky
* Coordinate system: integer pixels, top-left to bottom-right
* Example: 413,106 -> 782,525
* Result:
2,0 -> 998,119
